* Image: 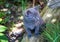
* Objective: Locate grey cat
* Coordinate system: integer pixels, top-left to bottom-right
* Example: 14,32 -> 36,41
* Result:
23,6 -> 45,38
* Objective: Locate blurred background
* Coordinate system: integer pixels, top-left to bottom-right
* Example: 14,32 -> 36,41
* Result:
0,0 -> 60,42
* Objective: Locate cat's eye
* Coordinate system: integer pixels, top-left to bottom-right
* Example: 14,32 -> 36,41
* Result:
27,10 -> 32,15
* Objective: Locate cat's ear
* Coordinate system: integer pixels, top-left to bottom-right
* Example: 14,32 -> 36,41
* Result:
34,5 -> 41,11
23,9 -> 31,16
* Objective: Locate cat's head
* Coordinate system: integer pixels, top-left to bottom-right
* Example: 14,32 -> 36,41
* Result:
23,5 -> 40,16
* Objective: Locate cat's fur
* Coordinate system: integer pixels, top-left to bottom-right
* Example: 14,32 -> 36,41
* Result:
23,6 -> 45,38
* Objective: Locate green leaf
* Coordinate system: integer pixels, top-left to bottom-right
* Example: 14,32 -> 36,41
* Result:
0,16 -> 10,24
0,40 -> 8,42
53,35 -> 60,42
44,31 -> 53,40
0,18 -> 3,22
44,22 -> 60,42
0,12 -> 6,18
0,25 -> 7,32
0,33 -> 4,36
0,33 -> 8,42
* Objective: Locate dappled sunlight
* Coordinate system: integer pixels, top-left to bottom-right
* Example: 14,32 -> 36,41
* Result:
14,22 -> 24,27
46,14 -> 52,18
0,18 -> 2,22
19,16 -> 23,20
0,9 -> 8,11
12,27 -> 24,35
51,19 -> 57,23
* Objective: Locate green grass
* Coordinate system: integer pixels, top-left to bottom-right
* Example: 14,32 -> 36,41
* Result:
43,22 -> 60,42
